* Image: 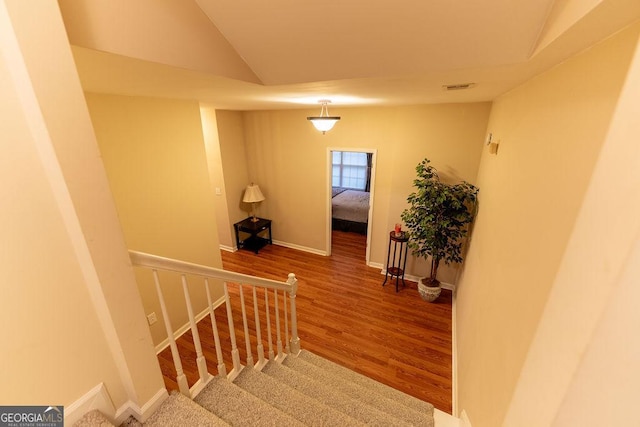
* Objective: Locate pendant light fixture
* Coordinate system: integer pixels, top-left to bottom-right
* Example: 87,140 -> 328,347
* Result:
307,100 -> 340,134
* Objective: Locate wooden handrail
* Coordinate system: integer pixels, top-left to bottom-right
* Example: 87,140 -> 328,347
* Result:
129,250 -> 294,292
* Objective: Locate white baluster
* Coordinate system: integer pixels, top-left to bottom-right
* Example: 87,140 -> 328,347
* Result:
239,284 -> 253,367
153,270 -> 190,397
129,251 -> 300,381
274,289 -> 283,359
288,273 -> 301,355
283,291 -> 290,353
264,289 -> 275,361
205,278 -> 226,378
181,275 -> 210,385
224,282 -> 242,373
252,286 -> 265,366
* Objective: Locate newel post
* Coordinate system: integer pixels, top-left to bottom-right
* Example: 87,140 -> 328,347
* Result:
287,273 -> 301,355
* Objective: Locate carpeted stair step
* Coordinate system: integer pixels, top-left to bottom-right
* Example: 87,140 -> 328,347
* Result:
283,350 -> 434,427
232,366 -> 366,426
143,392 -> 229,426
194,376 -> 305,426
298,350 -> 434,414
261,360 -> 413,426
73,409 -> 115,427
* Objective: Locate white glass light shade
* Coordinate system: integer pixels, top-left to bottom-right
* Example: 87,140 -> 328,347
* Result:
242,184 -> 265,203
307,100 -> 340,134
308,117 -> 340,133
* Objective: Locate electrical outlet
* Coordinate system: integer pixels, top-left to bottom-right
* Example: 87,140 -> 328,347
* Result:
147,312 -> 157,325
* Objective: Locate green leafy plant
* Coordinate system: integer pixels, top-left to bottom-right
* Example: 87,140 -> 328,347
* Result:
400,158 -> 479,286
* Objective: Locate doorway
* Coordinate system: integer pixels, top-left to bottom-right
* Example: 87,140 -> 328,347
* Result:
326,148 -> 376,264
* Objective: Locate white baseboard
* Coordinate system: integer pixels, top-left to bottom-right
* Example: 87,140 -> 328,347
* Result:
154,295 -> 225,354
114,388 -> 168,424
441,281 -> 455,291
65,383 -> 115,426
460,409 -> 473,427
368,261 -> 384,270
272,240 -> 327,256
376,268 -> 455,291
434,408 -> 464,427
219,244 -> 236,253
66,383 -> 168,425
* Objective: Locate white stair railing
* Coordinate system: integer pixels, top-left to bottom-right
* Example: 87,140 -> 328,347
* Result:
252,286 -> 266,367
204,278 -> 226,377
181,274 -> 210,389
223,282 -> 242,376
129,250 -> 300,397
151,269 -> 190,396
239,284 -> 253,367
274,289 -> 283,359
264,290 -> 275,361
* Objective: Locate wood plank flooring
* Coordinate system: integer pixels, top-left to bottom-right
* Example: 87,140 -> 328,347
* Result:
157,230 -> 453,413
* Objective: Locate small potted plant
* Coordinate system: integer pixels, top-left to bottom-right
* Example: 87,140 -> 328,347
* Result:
401,158 -> 478,302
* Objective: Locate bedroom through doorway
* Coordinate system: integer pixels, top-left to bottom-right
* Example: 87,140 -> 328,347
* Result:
326,149 -> 376,264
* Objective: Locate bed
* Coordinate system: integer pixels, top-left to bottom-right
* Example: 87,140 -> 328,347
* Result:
332,187 -> 370,235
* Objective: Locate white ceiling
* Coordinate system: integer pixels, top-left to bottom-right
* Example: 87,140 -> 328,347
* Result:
195,0 -> 553,85
62,0 -> 640,110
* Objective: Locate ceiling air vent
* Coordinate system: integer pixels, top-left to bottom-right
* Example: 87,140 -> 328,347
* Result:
442,83 -> 476,91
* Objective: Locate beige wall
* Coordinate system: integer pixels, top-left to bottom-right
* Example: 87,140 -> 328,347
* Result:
85,93 -> 224,345
224,103 -> 491,282
201,104 -> 234,249
0,33 -> 128,410
504,23 -> 640,426
1,0 -> 163,412
215,110 -> 252,247
455,22 -> 640,427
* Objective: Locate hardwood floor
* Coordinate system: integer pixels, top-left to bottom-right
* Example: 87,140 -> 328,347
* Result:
157,230 -> 453,413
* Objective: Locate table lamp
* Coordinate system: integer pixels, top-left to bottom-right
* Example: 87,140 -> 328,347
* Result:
242,183 -> 265,222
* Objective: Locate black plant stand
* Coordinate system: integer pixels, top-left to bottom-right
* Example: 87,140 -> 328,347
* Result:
382,231 -> 409,292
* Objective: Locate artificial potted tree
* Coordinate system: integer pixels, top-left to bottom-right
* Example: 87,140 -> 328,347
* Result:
401,158 -> 479,302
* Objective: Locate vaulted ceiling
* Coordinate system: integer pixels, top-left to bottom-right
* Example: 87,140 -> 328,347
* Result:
59,0 -> 640,109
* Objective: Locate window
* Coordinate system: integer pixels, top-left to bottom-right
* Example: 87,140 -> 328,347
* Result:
332,151 -> 368,190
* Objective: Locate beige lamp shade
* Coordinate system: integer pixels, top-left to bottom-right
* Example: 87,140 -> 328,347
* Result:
243,184 -> 265,203
243,183 -> 265,221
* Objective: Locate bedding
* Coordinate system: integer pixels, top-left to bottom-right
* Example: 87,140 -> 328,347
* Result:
332,187 -> 347,198
332,188 -> 370,234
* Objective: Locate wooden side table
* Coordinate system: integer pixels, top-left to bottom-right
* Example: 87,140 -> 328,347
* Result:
234,217 -> 272,254
382,230 -> 409,292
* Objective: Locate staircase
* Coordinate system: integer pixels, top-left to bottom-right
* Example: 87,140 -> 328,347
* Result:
74,251 -> 436,426
76,349 -> 435,426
